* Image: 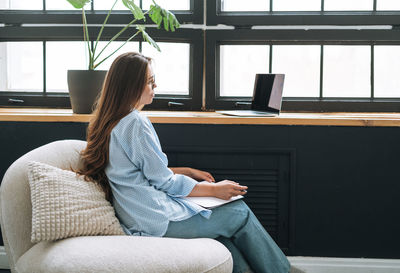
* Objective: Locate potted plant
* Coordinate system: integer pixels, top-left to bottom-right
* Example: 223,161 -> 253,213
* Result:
66,0 -> 180,114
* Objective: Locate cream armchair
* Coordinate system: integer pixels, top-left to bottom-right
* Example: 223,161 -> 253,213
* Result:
0,140 -> 232,273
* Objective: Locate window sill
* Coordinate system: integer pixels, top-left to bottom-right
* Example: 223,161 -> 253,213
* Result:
0,108 -> 400,127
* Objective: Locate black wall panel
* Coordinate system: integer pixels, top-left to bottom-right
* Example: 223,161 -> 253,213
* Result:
0,121 -> 399,258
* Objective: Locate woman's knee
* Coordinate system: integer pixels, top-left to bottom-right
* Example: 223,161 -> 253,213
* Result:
222,200 -> 251,215
210,200 -> 249,218
234,200 -> 250,209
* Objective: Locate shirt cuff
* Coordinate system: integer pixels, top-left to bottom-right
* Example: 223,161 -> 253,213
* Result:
167,174 -> 199,197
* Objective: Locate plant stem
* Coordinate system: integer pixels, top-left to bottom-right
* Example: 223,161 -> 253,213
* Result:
93,10 -> 150,65
93,0 -> 118,59
93,31 -> 140,69
82,8 -> 93,70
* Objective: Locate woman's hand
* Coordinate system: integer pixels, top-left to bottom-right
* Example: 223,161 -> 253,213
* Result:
170,167 -> 215,182
188,180 -> 248,200
212,180 -> 248,200
188,168 -> 215,182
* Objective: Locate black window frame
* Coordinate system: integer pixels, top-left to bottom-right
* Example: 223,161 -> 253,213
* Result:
0,0 -> 203,25
207,0 -> 400,26
0,27 -> 203,110
2,0 -> 400,112
0,0 -> 203,110
205,29 -> 400,112
205,0 -> 400,112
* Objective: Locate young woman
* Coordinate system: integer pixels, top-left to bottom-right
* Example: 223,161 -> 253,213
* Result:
79,52 -> 291,273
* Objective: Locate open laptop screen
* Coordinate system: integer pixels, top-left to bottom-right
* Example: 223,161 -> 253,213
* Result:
251,74 -> 285,112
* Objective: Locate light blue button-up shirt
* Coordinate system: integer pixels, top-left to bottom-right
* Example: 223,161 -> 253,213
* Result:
105,110 -> 211,237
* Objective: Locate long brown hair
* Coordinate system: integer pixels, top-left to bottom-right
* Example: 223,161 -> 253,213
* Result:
78,52 -> 152,201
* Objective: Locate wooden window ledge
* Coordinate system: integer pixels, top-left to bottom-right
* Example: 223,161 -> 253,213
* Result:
0,108 -> 400,127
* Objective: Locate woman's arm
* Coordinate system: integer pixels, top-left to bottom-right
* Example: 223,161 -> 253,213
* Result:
129,121 -> 198,198
188,180 -> 248,200
170,167 -> 215,182
169,167 -> 191,176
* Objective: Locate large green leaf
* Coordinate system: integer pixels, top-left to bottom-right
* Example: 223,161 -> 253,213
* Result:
66,0 -> 91,9
137,25 -> 160,52
122,0 -> 145,20
148,4 -> 180,32
149,5 -> 162,26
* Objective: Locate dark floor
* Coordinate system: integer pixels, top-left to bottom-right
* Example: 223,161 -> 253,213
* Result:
0,270 -> 10,273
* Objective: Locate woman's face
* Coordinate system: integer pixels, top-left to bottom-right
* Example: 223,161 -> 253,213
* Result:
139,65 -> 157,106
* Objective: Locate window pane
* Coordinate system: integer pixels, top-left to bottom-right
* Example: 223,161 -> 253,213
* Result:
141,42 -> 190,95
220,45 -> 269,97
142,0 -> 190,10
0,0 -> 42,9
0,42 -> 43,92
94,0 -> 127,10
46,42 -> 87,92
95,41 -> 139,71
272,45 -> 320,97
221,0 -> 269,11
46,0 -> 78,10
324,0 -> 373,10
374,46 -> 400,98
273,0 -> 321,11
323,46 -> 370,98
377,0 -> 400,10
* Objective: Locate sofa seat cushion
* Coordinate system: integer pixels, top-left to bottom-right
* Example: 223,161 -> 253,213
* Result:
15,236 -> 233,273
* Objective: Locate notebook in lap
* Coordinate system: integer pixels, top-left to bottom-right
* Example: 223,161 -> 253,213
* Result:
217,74 -> 285,117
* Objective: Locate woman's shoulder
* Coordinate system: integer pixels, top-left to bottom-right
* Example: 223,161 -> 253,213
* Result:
113,110 -> 150,135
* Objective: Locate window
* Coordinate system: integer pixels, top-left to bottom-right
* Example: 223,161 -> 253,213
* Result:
142,42 -> 190,95
0,42 -> 43,92
0,0 -> 42,10
374,45 -> 400,98
46,41 -> 88,93
274,0 -> 320,11
220,45 -> 269,97
0,0 -> 203,109
322,45 -> 370,98
1,0 -> 400,111
272,45 -> 320,98
221,0 -> 269,12
206,0 -> 400,112
324,0 -> 373,11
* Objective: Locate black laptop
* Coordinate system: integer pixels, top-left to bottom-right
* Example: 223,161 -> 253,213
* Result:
217,74 -> 285,117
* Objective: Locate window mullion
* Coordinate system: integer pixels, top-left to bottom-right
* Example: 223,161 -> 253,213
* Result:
320,45 -> 323,99
269,45 -> 273,73
43,41 -> 46,95
371,45 -> 374,98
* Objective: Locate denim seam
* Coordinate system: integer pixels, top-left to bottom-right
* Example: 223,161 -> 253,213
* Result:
231,207 -> 251,239
249,212 -> 290,273
226,206 -> 249,216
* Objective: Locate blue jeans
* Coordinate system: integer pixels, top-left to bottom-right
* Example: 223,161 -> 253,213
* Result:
164,200 -> 290,273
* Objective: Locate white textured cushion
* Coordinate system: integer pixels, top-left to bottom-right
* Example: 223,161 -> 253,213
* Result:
15,236 -> 233,273
27,161 -> 125,243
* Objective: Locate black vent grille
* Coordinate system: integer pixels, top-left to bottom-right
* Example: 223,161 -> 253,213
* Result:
210,169 -> 280,238
165,148 -> 294,253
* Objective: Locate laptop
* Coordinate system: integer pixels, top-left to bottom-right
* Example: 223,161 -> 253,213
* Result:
216,74 -> 285,117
